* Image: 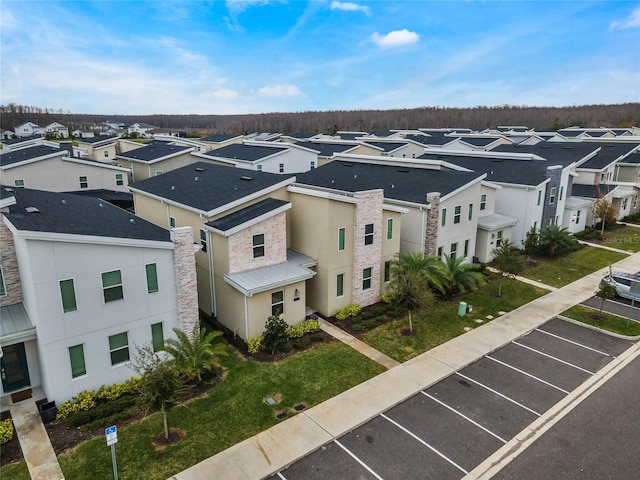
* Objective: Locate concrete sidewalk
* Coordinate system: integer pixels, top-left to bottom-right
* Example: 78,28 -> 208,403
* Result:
171,251 -> 640,480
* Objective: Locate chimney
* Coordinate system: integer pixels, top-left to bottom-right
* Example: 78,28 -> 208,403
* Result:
170,226 -> 199,339
424,192 -> 441,257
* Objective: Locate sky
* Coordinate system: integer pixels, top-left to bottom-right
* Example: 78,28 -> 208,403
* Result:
1,0 -> 639,115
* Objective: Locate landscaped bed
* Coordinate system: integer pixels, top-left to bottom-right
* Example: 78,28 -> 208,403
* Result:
561,304 -> 640,337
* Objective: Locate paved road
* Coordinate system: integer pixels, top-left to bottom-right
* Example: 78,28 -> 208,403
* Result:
581,296 -> 640,321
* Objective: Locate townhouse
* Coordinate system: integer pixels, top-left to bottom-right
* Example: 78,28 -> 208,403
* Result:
0,186 -> 198,404
44,122 -> 69,139
13,122 -> 45,138
115,141 -> 195,182
77,135 -> 119,162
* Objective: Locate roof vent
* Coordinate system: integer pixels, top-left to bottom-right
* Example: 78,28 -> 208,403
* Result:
342,163 -> 353,167
25,206 -> 40,213
129,218 -> 135,224
240,176 -> 253,181
171,185 -> 176,190
194,176 -> 200,181
397,168 -> 410,173
5,188 -> 15,193
61,199 -> 67,205
195,167 -> 205,172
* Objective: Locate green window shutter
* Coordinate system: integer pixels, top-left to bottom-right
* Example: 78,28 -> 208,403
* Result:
151,323 -> 164,352
386,218 -> 393,240
337,273 -> 344,296
468,203 -> 473,221
441,208 -> 446,227
146,263 -> 158,293
69,344 -> 86,378
109,332 -> 129,365
338,227 -> 346,250
59,279 -> 77,312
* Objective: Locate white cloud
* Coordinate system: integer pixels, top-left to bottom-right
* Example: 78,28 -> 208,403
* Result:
225,0 -> 272,16
207,88 -> 240,100
257,84 -> 303,97
330,1 -> 370,15
610,6 -> 640,30
370,29 -> 419,49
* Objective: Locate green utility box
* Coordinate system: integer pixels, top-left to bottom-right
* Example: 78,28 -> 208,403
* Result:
458,301 -> 467,316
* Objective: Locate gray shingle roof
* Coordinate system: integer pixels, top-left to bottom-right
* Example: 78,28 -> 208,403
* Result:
207,198 -> 289,233
295,142 -> 356,156
363,141 -> 408,152
571,184 -> 616,199
129,161 -> 294,212
295,161 -> 483,204
78,135 -> 117,144
117,142 -> 192,162
2,186 -> 170,242
199,134 -> 241,142
203,143 -> 286,162
0,145 -> 65,166
1,135 -> 41,145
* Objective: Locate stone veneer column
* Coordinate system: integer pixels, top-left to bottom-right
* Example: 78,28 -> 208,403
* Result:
351,190 -> 384,307
0,221 -> 23,307
170,226 -> 199,339
424,192 -> 440,257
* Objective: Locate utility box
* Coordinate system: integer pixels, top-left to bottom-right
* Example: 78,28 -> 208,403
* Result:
458,301 -> 467,317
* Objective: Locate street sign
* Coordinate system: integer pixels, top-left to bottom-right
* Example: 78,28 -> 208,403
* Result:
105,425 -> 118,446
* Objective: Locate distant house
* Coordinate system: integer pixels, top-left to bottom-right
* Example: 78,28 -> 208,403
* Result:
44,122 -> 69,139
0,129 -> 15,140
128,123 -> 157,138
0,186 -> 198,405
14,122 -> 45,138
72,130 -> 95,139
0,135 -> 44,152
115,141 -> 195,182
76,135 -> 118,162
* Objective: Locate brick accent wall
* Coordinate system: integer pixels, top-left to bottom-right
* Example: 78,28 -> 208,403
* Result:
0,221 -> 23,307
351,190 -> 384,307
170,227 -> 199,338
424,192 -> 440,257
228,212 -> 287,274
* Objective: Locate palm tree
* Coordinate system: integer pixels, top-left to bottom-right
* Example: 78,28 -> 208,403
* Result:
393,252 -> 446,294
163,324 -> 227,383
539,224 -> 575,257
440,254 -> 485,296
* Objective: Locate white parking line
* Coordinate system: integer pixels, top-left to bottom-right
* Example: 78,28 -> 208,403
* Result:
421,391 -> 507,444
513,341 -> 596,374
277,472 -> 287,480
334,439 -> 385,480
381,413 -> 468,474
485,355 -> 571,394
455,372 -> 541,417
534,328 -> 611,356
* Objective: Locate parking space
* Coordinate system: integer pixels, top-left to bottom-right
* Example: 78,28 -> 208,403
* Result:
269,318 -> 634,480
581,296 -> 640,321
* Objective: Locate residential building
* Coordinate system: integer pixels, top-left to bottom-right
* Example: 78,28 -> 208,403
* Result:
115,141 -> 195,182
77,135 -> 118,162
44,122 -> 69,139
13,122 -> 45,138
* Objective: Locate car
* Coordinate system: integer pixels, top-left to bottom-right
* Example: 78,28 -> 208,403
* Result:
603,271 -> 640,301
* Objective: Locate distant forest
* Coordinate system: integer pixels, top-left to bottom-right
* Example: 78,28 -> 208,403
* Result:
1,103 -> 638,136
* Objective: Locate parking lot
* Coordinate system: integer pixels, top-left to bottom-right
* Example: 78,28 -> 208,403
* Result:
267,318 -> 634,480
581,295 -> 640,321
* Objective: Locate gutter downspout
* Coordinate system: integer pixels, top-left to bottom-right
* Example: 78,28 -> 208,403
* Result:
209,232 -> 216,317
244,295 -> 249,339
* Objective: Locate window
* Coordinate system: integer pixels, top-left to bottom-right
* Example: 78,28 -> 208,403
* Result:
69,345 -> 86,378
101,270 -> 123,303
257,165 -> 263,171
109,332 -> 129,365
437,246 -> 443,260
169,216 -> 176,228
533,221 -> 537,230
145,263 -> 158,293
468,203 -> 473,221
537,190 -> 542,206
271,290 -> 284,316
555,215 -> 559,225
450,242 -> 457,260
464,239 -> 469,258
200,229 -> 207,252
622,198 -> 629,210
59,278 -> 77,312
549,187 -> 556,204
155,170 -> 163,176
104,150 -> 109,158
559,186 -> 564,201
279,163 -> 284,173
364,224 -> 374,245
634,196 -> 638,209
384,261 -> 391,282
253,234 -> 265,258
386,218 -> 393,240
310,161 -> 315,170
480,194 -> 486,211
14,179 -> 25,188
337,273 -> 344,297
362,268 -> 372,290
115,173 -> 124,186
441,208 -> 447,227
79,176 -> 88,189
496,230 -> 503,247
547,218 -> 553,226
151,323 -> 164,352
454,205 -> 461,224
600,173 -> 605,183
575,210 -> 581,222
607,171 -> 612,181
338,227 -> 346,251
0,266 -> 6,297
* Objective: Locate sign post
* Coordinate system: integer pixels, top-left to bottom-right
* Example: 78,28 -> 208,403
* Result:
105,425 -> 118,480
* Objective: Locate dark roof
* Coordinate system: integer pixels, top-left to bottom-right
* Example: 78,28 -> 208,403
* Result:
66,189 -> 134,203
1,186 -> 169,242
557,130 -> 583,138
284,133 -> 319,139
117,142 -> 192,162
403,134 -> 433,145
619,152 -> 640,165
492,142 -> 600,165
78,135 -> 116,144
337,133 -> 363,140
129,161 -> 294,212
1,135 -> 42,145
458,137 -> 502,147
207,198 -> 289,232
199,134 -> 241,142
0,145 -> 65,166
295,141 -> 356,156
363,141 -> 408,152
203,143 -> 286,162
571,184 -> 616,199
295,161 -> 482,204
577,143 -> 640,170
421,136 -> 456,146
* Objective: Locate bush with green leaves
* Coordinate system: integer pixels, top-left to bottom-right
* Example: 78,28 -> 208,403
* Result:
286,318 -> 321,338
95,377 -> 143,401
56,390 -> 97,419
380,293 -> 396,304
246,335 -> 264,354
334,304 -> 362,320
65,395 -> 137,429
262,314 -> 290,354
0,418 -> 14,444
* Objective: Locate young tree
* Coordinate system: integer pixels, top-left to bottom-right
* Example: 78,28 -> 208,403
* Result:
439,254 -> 485,296
539,224 -> 576,257
492,240 -> 526,297
522,226 -> 539,258
262,314 -> 289,354
162,324 -> 227,383
130,344 -> 188,440
595,277 -> 617,314
592,196 -> 618,235
389,258 -> 435,332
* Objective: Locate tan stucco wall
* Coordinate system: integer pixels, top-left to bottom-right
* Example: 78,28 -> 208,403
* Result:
129,152 -> 197,182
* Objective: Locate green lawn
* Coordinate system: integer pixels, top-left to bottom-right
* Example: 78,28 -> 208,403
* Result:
561,304 -> 640,337
362,275 -> 549,362
519,246 -> 628,288
587,225 -> 640,253
1,342 -> 384,480
0,462 -> 29,480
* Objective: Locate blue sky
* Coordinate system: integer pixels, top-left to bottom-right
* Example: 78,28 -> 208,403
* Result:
1,1 -> 639,115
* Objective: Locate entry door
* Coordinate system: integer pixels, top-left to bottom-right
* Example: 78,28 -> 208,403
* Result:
1,343 -> 31,393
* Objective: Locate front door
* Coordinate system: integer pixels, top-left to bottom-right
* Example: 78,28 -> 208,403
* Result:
1,343 -> 31,393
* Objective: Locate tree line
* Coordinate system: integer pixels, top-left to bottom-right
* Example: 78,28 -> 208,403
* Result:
1,102 -> 638,136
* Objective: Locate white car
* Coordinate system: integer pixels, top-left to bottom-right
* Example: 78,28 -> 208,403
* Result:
604,272 -> 640,301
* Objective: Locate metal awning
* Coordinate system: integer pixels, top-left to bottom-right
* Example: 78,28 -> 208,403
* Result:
1,303 -> 37,345
224,261 -> 316,296
477,213 -> 519,231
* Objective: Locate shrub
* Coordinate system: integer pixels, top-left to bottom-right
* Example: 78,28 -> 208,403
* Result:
56,390 -> 97,419
380,293 -> 396,304
352,323 -> 365,331
309,333 -> 324,342
280,342 -> 293,353
287,319 -> 321,339
371,306 -> 389,316
0,418 -> 14,445
363,319 -> 377,329
246,335 -> 264,355
262,314 -> 290,354
293,337 -> 311,349
360,311 -> 376,320
335,304 -> 362,320
95,377 -> 143,401
387,309 -> 402,318
65,395 -> 137,429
